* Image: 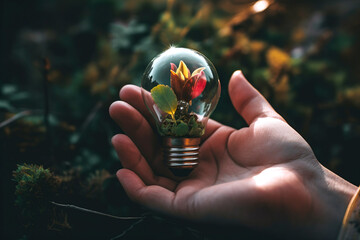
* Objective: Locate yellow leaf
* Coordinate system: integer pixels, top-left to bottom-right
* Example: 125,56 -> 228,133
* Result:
176,60 -> 190,79
151,85 -> 178,119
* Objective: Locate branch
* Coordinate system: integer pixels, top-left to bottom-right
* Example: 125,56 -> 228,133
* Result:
50,201 -> 144,220
0,110 -> 42,128
110,218 -> 145,240
42,57 -> 54,162
81,101 -> 103,133
73,101 -> 103,144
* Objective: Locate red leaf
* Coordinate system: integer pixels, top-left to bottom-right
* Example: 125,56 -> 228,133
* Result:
170,70 -> 183,100
170,63 -> 177,72
190,70 -> 206,99
182,70 -> 206,101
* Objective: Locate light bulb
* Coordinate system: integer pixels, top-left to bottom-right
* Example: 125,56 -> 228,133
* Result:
141,47 -> 220,177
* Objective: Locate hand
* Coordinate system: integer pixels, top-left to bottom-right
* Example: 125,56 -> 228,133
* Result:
109,71 -> 357,239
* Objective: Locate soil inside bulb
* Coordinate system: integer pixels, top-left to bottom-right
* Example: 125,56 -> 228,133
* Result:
159,101 -> 205,137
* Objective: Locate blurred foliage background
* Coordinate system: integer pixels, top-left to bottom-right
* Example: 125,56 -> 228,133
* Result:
1,0 -> 360,239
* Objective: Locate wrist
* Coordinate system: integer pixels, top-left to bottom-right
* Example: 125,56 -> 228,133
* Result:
338,186 -> 360,239
312,166 -> 357,239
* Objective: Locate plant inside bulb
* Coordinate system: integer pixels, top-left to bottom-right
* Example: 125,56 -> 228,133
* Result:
141,47 -> 220,176
151,60 -> 207,137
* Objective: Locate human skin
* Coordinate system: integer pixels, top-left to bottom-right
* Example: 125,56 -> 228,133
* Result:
109,71 -> 357,239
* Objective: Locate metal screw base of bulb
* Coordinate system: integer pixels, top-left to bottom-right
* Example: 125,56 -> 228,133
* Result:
163,137 -> 200,177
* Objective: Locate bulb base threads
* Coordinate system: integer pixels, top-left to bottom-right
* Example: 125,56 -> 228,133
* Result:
162,137 -> 200,177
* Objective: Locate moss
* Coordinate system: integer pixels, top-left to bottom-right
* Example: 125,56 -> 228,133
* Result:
160,113 -> 205,137
13,164 -> 61,228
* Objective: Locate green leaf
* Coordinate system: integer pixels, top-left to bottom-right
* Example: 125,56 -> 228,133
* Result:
172,121 -> 189,136
151,85 -> 178,118
160,119 -> 172,136
188,115 -> 197,127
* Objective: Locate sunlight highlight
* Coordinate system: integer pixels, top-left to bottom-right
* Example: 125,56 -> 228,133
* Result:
252,167 -> 289,188
252,0 -> 270,13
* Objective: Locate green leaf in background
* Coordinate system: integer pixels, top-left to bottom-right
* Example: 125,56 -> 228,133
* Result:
151,84 -> 178,119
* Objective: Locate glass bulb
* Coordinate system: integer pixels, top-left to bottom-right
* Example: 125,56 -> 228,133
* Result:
141,47 -> 220,176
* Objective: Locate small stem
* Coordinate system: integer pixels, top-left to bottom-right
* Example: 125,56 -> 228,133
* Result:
50,201 -> 144,220
0,110 -> 41,128
75,101 -> 103,144
42,57 -> 54,161
110,218 -> 145,240
43,58 -> 51,137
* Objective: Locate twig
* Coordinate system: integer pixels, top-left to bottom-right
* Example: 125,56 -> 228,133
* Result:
74,101 -> 103,144
42,57 -> 54,161
110,218 -> 145,240
81,101 -> 103,132
50,201 -> 144,220
0,110 -> 42,128
43,58 -> 51,137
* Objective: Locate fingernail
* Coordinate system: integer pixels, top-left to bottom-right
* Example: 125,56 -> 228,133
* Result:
119,85 -> 127,100
237,70 -> 245,77
111,135 -> 118,145
232,70 -> 243,77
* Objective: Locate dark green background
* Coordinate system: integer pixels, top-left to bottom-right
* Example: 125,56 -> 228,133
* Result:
1,0 -> 360,239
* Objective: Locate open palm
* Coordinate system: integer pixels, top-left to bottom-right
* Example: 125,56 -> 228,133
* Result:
110,71 -> 356,239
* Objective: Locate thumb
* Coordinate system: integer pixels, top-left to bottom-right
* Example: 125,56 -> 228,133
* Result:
228,70 -> 284,125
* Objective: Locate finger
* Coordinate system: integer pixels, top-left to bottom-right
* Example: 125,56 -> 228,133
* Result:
228,71 -> 285,125
112,134 -> 176,190
109,100 -> 158,161
119,85 -> 155,126
117,169 -> 176,214
109,101 -> 172,176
